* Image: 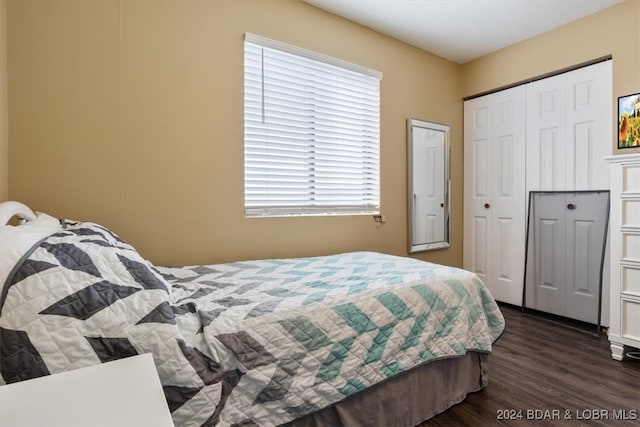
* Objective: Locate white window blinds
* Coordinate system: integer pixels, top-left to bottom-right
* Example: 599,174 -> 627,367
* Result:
244,33 -> 381,217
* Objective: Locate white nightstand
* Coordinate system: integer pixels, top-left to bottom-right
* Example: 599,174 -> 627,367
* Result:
0,353 -> 174,426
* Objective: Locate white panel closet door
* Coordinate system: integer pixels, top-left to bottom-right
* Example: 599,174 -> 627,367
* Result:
464,61 -> 611,314
464,86 -> 526,305
464,97 -> 491,287
524,60 -> 611,324
526,61 -> 611,193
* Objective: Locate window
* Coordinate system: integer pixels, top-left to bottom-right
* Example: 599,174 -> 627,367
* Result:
244,33 -> 381,217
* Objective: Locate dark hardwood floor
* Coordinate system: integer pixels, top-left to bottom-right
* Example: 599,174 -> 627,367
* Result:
424,304 -> 640,426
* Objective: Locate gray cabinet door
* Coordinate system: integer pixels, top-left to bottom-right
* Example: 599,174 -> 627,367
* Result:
525,191 -> 609,324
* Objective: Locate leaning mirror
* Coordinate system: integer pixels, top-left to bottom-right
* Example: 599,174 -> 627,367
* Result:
407,119 -> 450,253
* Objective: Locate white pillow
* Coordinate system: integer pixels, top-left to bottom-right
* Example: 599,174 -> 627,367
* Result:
0,213 -> 63,290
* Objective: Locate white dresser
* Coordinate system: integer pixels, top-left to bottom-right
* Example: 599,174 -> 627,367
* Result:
607,153 -> 640,360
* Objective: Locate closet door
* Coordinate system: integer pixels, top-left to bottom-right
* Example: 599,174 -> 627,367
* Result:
465,61 -> 611,312
464,96 -> 492,287
564,192 -> 609,323
526,61 -> 612,192
464,87 -> 526,305
525,61 -> 612,323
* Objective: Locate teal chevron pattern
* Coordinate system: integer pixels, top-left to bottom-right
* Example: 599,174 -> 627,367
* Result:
339,378 -> 367,396
315,337 -> 356,384
333,303 -> 378,334
400,313 -> 429,350
363,322 -> 396,364
376,292 -> 414,320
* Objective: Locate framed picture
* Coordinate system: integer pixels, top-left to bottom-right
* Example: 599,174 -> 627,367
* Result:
618,92 -> 640,149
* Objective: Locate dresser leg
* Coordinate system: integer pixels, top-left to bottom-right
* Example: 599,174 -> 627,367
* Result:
610,341 -> 624,361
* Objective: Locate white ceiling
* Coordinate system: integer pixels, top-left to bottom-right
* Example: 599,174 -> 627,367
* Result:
304,0 -> 625,63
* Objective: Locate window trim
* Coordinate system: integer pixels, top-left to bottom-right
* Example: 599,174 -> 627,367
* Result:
244,33 -> 382,80
243,33 -> 382,218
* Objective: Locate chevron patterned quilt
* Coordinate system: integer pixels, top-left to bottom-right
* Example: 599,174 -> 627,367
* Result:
0,220 -> 504,426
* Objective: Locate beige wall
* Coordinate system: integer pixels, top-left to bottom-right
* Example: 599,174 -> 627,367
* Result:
0,0 -> 7,201
6,0 -> 463,266
7,0 -> 638,267
461,0 -> 640,155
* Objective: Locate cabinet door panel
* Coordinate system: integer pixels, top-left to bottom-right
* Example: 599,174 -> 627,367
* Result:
622,233 -> 640,263
622,200 -> 640,228
573,121 -> 595,189
621,299 -> 640,341
472,138 -> 490,199
538,128 -> 561,189
622,164 -> 640,194
471,215 -> 489,282
621,265 -> 640,295
491,216 -> 519,302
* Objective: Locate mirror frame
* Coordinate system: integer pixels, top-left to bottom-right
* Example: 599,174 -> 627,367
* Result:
407,118 -> 451,253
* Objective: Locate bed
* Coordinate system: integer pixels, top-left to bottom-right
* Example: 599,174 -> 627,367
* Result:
0,201 -> 504,427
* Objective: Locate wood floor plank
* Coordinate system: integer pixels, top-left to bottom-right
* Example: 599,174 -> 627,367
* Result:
422,305 -> 640,426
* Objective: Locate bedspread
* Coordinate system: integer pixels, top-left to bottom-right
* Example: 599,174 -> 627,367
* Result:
0,221 -> 504,426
